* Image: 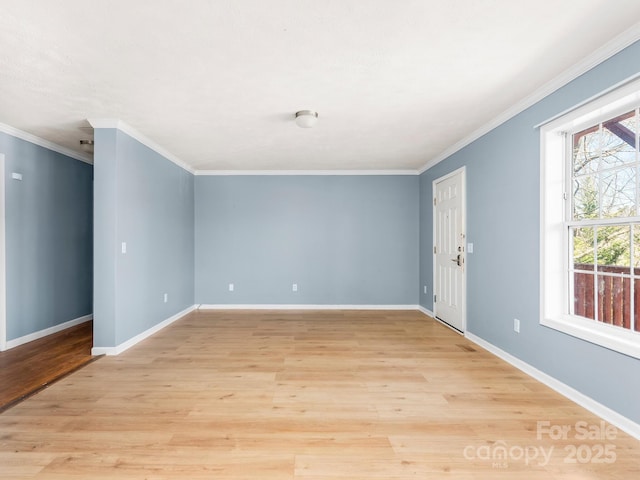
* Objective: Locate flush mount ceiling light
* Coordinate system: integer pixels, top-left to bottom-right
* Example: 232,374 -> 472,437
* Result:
295,110 -> 318,128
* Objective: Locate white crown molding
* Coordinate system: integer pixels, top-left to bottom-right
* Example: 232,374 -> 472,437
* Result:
465,331 -> 640,441
534,71 -> 640,129
91,304 -> 196,356
5,314 -> 92,350
0,123 -> 93,164
88,118 -> 195,174
198,304 -> 420,310
194,169 -> 419,176
418,22 -> 640,174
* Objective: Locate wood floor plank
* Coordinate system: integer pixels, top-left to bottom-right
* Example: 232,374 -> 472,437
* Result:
0,310 -> 638,479
0,321 -> 95,412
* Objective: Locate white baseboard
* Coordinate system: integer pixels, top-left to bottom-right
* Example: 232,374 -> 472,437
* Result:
197,304 -> 420,311
417,305 -> 434,317
465,331 -> 640,441
5,314 -> 92,350
92,305 -> 196,356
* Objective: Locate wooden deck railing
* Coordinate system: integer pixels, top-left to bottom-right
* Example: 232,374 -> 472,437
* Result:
573,264 -> 640,331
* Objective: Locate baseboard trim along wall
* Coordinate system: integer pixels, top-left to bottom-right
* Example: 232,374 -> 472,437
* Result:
198,304 -> 420,310
464,331 -> 640,441
417,305 -> 434,317
6,314 -> 93,350
91,305 -> 196,356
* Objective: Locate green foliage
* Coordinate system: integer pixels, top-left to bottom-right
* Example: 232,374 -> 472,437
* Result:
573,176 -> 598,220
573,226 -> 630,266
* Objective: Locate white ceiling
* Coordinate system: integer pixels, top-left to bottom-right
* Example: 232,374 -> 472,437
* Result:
1,1 -> 640,172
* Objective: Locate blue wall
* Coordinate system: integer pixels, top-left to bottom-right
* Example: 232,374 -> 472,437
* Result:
1,132 -> 93,340
419,40 -> 640,423
93,129 -> 194,348
5,38 -> 638,426
195,175 -> 419,305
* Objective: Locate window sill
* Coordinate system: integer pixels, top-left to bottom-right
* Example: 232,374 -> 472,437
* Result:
542,315 -> 640,360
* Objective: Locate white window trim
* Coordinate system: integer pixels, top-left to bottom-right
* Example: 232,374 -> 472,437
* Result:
540,76 -> 640,360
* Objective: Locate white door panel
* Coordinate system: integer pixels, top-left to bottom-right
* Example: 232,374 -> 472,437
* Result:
433,168 -> 465,332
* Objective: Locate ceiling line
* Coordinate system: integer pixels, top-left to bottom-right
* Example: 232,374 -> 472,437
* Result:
0,122 -> 92,164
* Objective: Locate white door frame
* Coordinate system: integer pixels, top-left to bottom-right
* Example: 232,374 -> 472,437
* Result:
0,153 -> 6,351
432,165 -> 467,333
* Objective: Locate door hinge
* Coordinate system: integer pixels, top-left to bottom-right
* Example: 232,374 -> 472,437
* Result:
433,294 -> 437,303
563,191 -> 567,200
433,246 -> 437,254
433,197 -> 436,206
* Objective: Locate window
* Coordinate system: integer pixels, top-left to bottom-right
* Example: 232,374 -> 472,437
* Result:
541,77 -> 640,359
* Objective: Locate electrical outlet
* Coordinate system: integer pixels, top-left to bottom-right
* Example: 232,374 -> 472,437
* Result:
514,318 -> 520,333
292,283 -> 298,292
163,293 -> 168,303
423,285 -> 427,294
228,283 -> 234,292
121,242 -> 127,254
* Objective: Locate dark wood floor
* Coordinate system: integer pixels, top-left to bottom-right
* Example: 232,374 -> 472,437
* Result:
0,321 -> 96,412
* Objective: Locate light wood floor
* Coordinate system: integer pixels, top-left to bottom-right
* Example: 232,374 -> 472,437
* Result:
0,310 -> 638,479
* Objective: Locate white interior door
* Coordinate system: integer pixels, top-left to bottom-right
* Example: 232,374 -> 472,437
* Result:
433,167 -> 466,332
